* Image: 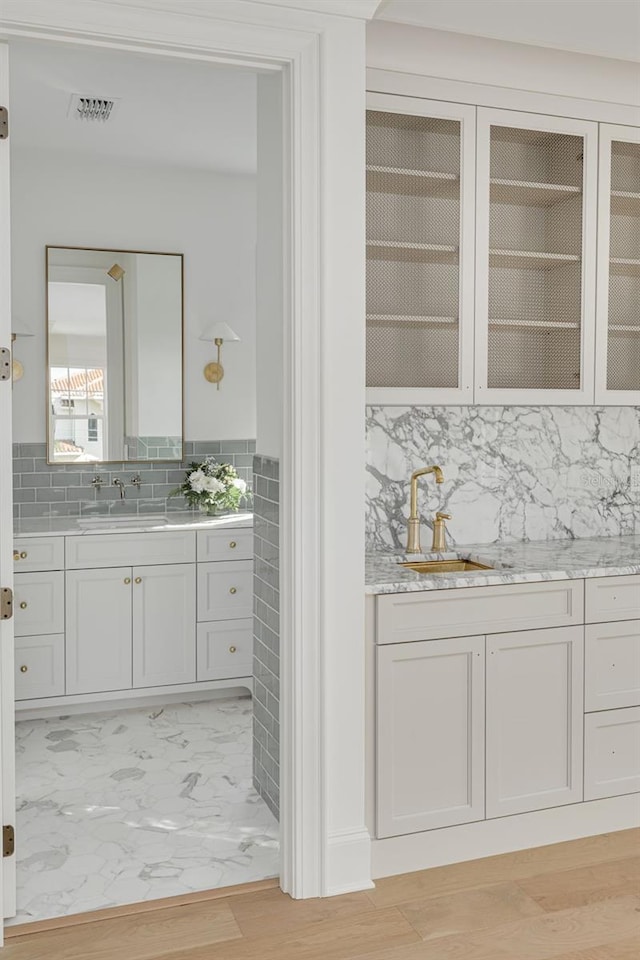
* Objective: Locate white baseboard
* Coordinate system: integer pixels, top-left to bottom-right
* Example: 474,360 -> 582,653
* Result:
324,828 -> 374,897
372,793 -> 640,879
16,679 -> 252,720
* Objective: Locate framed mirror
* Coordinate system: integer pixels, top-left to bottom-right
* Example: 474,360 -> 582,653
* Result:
46,246 -> 184,464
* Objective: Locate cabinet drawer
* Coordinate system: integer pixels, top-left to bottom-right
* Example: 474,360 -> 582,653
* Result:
584,707 -> 640,800
197,527 -> 253,562
585,575 -> 640,624
65,531 -> 195,569
14,572 -> 64,637
585,620 -> 640,712
377,580 -> 584,644
15,634 -> 65,701
197,619 -> 253,681
13,537 -> 64,572
197,561 -> 253,622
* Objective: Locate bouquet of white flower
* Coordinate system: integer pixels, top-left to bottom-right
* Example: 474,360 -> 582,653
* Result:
170,457 -> 251,515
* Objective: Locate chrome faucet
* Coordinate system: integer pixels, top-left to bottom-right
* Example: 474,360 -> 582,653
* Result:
130,474 -> 142,489
113,478 -> 126,499
406,465 -> 444,554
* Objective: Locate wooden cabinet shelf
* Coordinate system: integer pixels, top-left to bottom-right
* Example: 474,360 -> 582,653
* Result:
490,178 -> 581,206
489,248 -> 580,270
367,240 -> 458,263
488,317 -> 580,330
367,314 -> 458,326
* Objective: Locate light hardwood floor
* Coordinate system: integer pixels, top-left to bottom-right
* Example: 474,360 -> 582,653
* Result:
4,830 -> 639,960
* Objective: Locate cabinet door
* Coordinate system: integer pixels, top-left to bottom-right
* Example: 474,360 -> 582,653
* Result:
486,625 -> 584,818
66,567 -> 133,694
133,564 -> 196,688
584,706 -> 640,800
595,124 -> 640,404
475,108 -> 598,404
366,94 -> 476,404
377,635 -> 485,838
14,571 -> 64,637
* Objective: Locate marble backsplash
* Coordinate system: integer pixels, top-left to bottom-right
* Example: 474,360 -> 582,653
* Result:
366,406 -> 640,550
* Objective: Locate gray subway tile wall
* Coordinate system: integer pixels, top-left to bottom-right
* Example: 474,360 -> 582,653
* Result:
12,441 -> 256,519
252,454 -> 280,820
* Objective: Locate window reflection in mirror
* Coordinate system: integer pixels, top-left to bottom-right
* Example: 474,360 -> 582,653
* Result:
46,247 -> 184,464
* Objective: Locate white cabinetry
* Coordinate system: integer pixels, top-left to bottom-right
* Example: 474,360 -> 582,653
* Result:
486,625 -> 584,817
66,567 -> 133,695
595,124 -> 640,404
377,635 -> 484,837
133,564 -> 196,688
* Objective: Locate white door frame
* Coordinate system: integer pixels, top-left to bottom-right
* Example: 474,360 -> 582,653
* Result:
0,0 -> 376,915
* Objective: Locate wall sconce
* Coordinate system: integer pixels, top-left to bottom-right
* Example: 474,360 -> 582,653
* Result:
11,319 -> 34,383
199,322 -> 241,390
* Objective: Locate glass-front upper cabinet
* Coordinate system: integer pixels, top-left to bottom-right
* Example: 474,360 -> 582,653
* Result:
366,95 -> 475,403
595,124 -> 640,404
475,109 -> 598,404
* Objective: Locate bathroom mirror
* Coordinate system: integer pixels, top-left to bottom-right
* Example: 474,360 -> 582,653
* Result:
46,246 -> 184,464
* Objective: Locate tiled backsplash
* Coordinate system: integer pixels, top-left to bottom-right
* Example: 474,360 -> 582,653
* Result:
12,441 -> 255,519
252,455 -> 280,821
366,406 -> 640,549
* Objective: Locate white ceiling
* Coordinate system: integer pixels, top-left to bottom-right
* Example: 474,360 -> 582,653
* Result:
376,0 -> 640,62
8,39 -> 257,174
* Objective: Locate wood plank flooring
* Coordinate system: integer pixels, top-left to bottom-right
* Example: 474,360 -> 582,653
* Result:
4,829 -> 639,960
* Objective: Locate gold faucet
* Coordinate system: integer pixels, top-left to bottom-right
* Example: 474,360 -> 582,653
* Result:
431,512 -> 451,552
406,465 -> 444,554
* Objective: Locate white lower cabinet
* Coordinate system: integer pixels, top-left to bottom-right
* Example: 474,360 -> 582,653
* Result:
66,567 -> 133,695
584,707 -> 640,800
197,618 -> 253,681
486,625 -> 584,818
376,635 -> 485,838
15,635 -> 65,700
133,564 -> 196,688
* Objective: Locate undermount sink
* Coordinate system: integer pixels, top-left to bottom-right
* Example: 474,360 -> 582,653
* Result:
77,515 -> 169,529
401,558 -> 494,574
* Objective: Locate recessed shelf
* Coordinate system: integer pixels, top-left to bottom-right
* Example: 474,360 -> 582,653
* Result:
611,191 -> 640,216
488,318 -> 580,330
490,179 -> 581,207
610,257 -> 640,277
367,240 -> 459,264
490,249 -> 580,270
367,314 -> 458,326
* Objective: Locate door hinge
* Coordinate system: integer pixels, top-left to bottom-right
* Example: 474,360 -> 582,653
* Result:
0,587 -> 12,620
3,825 -> 14,858
0,346 -> 11,381
0,107 -> 7,140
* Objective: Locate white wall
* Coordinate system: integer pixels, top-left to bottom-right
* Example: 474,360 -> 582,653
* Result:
11,148 -> 257,443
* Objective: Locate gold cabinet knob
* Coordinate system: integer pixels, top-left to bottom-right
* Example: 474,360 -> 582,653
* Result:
20,552 -> 27,559
229,587 -> 237,595
229,645 -> 237,653
134,577 -> 142,584
229,541 -> 237,549
13,550 -> 19,561
19,602 -> 27,610
124,577 -> 131,585
20,665 -> 28,673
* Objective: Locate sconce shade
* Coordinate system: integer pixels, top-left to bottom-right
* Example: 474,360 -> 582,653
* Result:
199,322 -> 241,343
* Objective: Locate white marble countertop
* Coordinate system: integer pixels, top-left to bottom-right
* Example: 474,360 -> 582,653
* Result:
14,511 -> 254,539
365,535 -> 640,594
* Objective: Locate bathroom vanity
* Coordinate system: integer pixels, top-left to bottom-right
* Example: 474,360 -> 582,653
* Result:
12,513 -> 253,713
365,536 -> 640,878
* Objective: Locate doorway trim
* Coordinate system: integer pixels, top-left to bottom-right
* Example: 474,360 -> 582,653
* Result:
0,0 -> 375,914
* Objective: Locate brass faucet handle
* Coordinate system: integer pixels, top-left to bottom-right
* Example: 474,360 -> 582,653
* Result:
435,512 -> 452,521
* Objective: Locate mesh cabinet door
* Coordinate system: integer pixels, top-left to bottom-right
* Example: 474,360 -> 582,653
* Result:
475,109 -> 598,404
595,124 -> 640,404
366,96 -> 475,404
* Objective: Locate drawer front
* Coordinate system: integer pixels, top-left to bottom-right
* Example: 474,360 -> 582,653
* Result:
13,537 -> 64,572
197,561 -> 253,622
15,634 -> 65,701
377,580 -> 584,644
584,706 -> 640,801
585,575 -> 640,624
197,527 -> 253,563
197,619 -> 253,681
65,531 -> 196,569
585,620 -> 640,712
14,572 -> 64,637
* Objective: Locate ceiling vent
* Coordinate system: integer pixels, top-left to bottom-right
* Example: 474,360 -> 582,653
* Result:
68,94 -> 119,122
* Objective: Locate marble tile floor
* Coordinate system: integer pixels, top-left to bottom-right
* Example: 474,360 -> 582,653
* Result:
9,697 -> 280,926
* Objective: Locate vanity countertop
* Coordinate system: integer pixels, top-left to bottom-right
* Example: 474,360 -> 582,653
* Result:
365,534 -> 640,595
14,511 -> 253,539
